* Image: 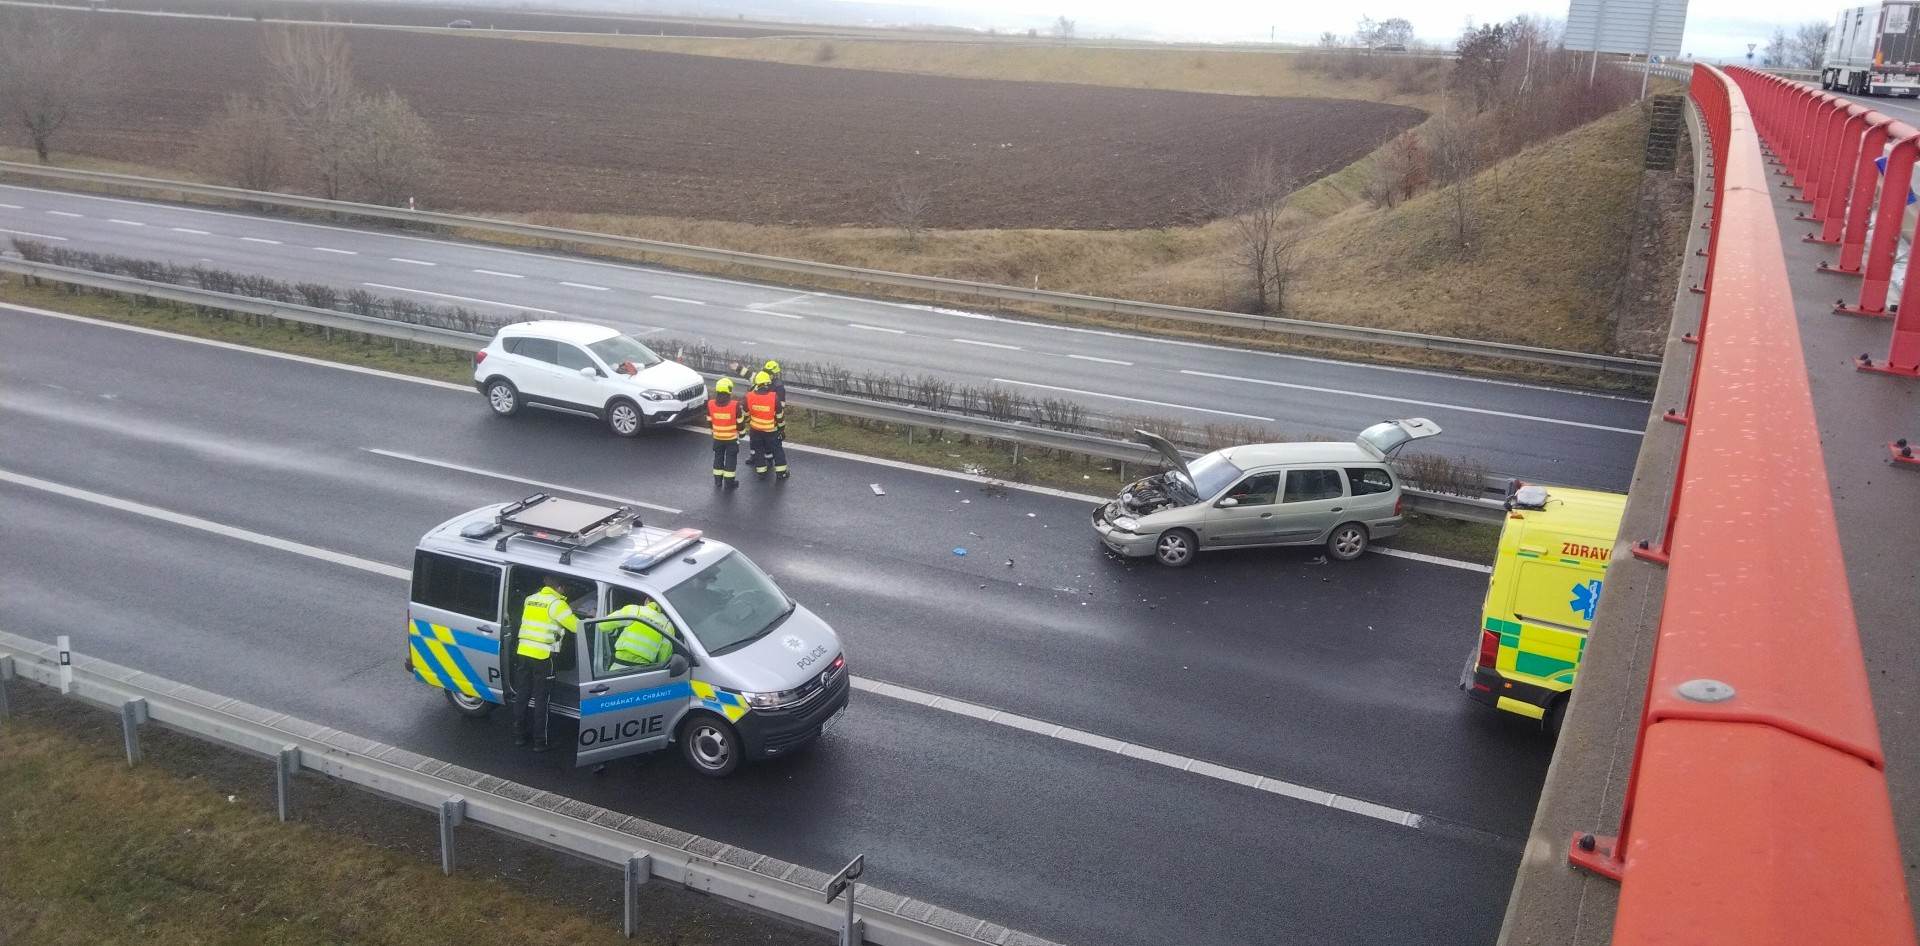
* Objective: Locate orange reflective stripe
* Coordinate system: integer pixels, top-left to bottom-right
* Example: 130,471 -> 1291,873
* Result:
707,400 -> 741,440
744,390 -> 779,432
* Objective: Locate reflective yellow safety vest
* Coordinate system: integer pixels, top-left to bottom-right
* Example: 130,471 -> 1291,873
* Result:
517,586 -> 578,659
609,602 -> 676,667
707,398 -> 742,441
745,389 -> 780,433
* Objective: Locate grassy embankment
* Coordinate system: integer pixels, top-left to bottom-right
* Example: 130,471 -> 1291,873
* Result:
0,686 -> 795,946
0,275 -> 1499,562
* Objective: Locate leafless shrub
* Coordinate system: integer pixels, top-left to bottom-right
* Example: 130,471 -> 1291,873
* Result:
1397,451 -> 1490,497
0,13 -> 116,162
339,89 -> 441,206
195,94 -> 295,192
1426,109 -> 1481,248
263,24 -> 356,197
1210,155 -> 1306,314
1364,130 -> 1430,208
813,41 -> 837,63
888,179 -> 932,250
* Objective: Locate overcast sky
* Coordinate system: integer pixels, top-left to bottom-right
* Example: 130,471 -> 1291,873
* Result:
933,0 -> 1822,60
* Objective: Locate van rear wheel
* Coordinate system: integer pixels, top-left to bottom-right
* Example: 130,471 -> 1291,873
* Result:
679,713 -> 741,777
443,688 -> 496,719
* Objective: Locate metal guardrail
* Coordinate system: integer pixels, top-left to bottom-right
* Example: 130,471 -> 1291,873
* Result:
0,630 -> 1052,946
0,160 -> 1661,378
0,257 -> 1511,523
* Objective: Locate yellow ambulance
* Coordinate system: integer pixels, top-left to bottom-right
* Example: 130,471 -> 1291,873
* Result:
1460,482 -> 1627,735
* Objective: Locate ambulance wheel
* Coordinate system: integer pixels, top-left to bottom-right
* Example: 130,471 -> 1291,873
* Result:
605,398 -> 643,438
679,713 -> 741,778
485,378 -> 522,417
1545,694 -> 1568,738
1154,529 -> 1197,567
1327,522 -> 1369,561
443,688 -> 496,719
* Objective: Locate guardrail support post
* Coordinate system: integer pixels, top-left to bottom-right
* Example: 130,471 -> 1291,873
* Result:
120,697 -> 148,765
0,655 -> 14,720
275,745 -> 300,822
842,900 -> 863,946
623,852 -> 652,938
438,795 -> 466,875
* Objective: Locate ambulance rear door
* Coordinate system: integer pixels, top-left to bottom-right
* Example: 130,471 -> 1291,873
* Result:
1506,550 -> 1607,688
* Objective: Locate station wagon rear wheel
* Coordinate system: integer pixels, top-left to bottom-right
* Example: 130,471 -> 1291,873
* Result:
1154,529 -> 1197,568
680,713 -> 741,777
443,688 -> 496,718
1327,523 -> 1369,562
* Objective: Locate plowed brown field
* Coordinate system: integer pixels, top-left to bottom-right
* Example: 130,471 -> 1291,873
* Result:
25,12 -> 1425,229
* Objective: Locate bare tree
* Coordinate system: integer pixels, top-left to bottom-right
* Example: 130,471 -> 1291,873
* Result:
1364,130 -> 1429,208
1790,21 -> 1831,69
0,15 -> 112,163
1050,16 -> 1075,39
1762,27 -> 1789,68
194,94 -> 294,191
887,178 -> 932,249
339,89 -> 440,205
1213,156 -> 1304,315
262,24 -> 356,197
1427,109 -> 1481,247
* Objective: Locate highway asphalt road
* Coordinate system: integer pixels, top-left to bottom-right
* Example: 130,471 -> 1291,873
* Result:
0,183 -> 1651,490
0,304 -> 1554,945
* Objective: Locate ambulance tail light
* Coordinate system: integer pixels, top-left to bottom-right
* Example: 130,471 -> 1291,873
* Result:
1476,629 -> 1500,672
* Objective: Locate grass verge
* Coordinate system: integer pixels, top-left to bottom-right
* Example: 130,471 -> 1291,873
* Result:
0,275 -> 1499,562
0,686 -> 810,946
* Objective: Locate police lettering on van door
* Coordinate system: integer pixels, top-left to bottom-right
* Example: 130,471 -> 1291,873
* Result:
577,681 -> 690,749
579,712 -> 666,748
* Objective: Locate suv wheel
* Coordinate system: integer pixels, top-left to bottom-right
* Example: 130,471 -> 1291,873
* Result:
1154,529 -> 1197,567
679,714 -> 741,777
485,378 -> 521,417
443,688 -> 496,718
606,398 -> 643,438
1327,522 -> 1369,561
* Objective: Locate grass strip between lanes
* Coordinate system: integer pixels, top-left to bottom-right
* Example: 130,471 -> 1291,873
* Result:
0,274 -> 1498,564
0,685 -> 810,946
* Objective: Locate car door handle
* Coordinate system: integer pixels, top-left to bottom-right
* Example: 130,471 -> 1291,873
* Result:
586,684 -> 610,695
1260,513 -> 1272,518
477,624 -> 497,635
1331,507 -> 1343,512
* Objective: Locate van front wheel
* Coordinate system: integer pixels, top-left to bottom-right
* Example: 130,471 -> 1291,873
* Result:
679,713 -> 741,777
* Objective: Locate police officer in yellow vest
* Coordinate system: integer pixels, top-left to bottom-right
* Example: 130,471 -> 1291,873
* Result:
744,371 -> 789,480
511,576 -> 581,751
607,600 -> 677,669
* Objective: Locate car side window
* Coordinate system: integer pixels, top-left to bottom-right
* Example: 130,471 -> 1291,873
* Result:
1222,472 -> 1281,506
510,337 -> 557,364
1345,467 -> 1395,496
411,551 -> 501,622
1283,469 -> 1345,503
555,344 -> 597,373
594,587 -> 682,679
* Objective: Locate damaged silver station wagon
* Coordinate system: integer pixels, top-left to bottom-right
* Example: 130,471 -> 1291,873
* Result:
1092,419 -> 1442,567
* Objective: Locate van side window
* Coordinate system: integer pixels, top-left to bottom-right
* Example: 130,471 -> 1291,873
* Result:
411,551 -> 501,621
594,587 -> 683,679
1345,467 -> 1395,496
1223,472 -> 1281,506
1283,469 -> 1345,502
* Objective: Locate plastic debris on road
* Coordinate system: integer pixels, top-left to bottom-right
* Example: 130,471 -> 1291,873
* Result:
953,547 -> 968,556
870,484 -> 886,495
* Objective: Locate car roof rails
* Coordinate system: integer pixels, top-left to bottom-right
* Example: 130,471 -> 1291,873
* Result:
459,493 -> 642,565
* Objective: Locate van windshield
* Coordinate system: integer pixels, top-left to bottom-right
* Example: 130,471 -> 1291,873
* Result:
587,334 -> 664,371
663,552 -> 794,655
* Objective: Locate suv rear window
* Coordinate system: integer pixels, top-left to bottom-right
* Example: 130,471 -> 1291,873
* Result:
412,551 -> 501,621
1283,469 -> 1345,502
504,336 -> 557,364
1346,467 -> 1395,496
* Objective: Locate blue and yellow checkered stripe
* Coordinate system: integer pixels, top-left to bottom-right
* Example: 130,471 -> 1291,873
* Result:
690,680 -> 750,722
409,620 -> 500,703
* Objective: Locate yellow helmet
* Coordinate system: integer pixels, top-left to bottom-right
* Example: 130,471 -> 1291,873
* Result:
763,359 -> 781,375
753,370 -> 773,386
713,378 -> 734,394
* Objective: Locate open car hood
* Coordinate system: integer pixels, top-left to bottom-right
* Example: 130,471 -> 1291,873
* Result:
1132,429 -> 1192,481
1356,418 -> 1442,459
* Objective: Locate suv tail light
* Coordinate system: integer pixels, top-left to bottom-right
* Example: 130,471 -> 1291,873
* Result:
473,350 -> 487,365
1476,628 -> 1500,670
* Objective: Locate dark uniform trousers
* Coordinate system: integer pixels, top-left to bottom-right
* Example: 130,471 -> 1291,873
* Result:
509,654 -> 554,745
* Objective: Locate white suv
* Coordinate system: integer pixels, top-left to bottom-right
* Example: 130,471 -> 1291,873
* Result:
473,321 -> 706,437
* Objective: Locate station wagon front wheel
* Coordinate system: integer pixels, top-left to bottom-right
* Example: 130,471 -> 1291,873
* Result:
1327,522 -> 1369,561
679,713 -> 741,778
1154,529 -> 1197,567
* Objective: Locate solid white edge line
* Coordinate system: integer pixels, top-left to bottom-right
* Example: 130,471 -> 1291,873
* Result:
2,301 -> 1491,574
1177,369 -> 1645,436
363,448 -> 682,514
0,228 -> 68,241
847,676 -> 1429,831
0,184 -> 1648,405
0,467 -> 411,580
362,282 -> 558,314
995,378 -> 1274,422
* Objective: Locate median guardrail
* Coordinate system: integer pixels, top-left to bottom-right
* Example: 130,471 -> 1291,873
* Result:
0,160 -> 1661,378
0,629 -> 1055,946
1569,63 -> 1915,945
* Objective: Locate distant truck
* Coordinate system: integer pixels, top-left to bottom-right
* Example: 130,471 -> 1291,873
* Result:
1823,2 -> 1920,96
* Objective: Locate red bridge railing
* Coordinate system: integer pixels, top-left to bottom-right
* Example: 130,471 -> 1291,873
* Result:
1574,64 -> 1915,945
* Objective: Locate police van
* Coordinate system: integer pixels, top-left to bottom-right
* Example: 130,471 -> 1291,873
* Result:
406,494 -> 849,776
1460,482 -> 1627,735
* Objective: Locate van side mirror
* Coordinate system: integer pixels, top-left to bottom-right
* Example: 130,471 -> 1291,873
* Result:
668,654 -> 689,677
1217,497 -> 1239,508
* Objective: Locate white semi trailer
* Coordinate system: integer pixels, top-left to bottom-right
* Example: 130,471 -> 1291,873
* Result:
1824,2 -> 1920,96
